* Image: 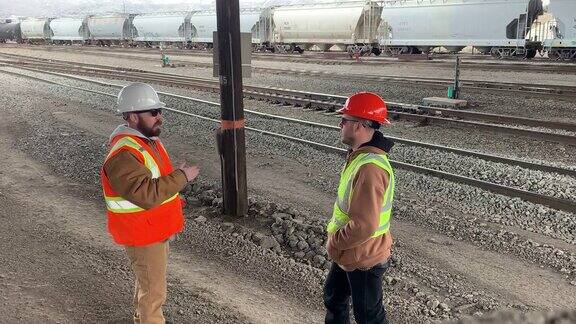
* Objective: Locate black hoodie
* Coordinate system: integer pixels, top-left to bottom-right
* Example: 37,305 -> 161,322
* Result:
358,131 -> 395,153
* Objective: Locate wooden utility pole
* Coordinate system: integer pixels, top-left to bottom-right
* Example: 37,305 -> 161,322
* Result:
215,0 -> 248,217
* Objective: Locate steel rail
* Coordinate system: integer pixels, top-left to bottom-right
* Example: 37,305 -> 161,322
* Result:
13,44 -> 576,74
3,55 -> 574,131
3,57 -> 576,146
256,66 -> 576,98
2,51 -> 576,99
3,66 -> 574,214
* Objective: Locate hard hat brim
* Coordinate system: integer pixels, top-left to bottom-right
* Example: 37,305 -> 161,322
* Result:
338,107 -> 391,125
117,101 -> 166,114
132,101 -> 166,112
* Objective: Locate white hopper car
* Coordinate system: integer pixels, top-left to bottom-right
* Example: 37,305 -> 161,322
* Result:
50,17 -> 89,44
9,0 -> 575,60
259,1 -> 382,55
87,14 -> 135,45
189,9 -> 263,49
20,18 -> 52,43
132,12 -> 193,47
377,0 -> 544,58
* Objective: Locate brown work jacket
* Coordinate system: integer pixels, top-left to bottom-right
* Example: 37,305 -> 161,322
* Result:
103,125 -> 188,210
327,145 -> 393,271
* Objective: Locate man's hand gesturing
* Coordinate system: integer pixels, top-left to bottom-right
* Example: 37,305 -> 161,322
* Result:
179,162 -> 200,182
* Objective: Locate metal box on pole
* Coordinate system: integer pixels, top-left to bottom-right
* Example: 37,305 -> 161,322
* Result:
213,32 -> 252,78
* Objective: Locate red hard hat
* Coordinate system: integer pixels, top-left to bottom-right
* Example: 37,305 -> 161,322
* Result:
338,92 -> 390,125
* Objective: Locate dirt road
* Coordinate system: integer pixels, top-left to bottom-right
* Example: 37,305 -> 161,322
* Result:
0,82 -> 324,323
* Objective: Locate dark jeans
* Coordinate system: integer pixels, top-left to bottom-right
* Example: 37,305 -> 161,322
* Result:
323,261 -> 389,324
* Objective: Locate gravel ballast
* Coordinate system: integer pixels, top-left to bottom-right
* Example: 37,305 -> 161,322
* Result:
1,60 -> 575,322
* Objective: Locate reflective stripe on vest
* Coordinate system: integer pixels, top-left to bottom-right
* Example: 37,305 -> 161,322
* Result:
106,137 -> 161,178
105,193 -> 179,214
103,136 -> 177,213
327,152 -> 395,238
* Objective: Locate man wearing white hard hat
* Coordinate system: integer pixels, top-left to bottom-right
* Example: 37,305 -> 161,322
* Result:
101,83 -> 199,324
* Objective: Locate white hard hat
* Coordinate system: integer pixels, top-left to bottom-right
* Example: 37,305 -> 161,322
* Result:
117,82 -> 166,114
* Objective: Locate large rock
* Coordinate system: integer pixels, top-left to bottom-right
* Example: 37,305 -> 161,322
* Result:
316,246 -> 328,256
212,197 -> 223,208
272,212 -> 292,220
297,240 -> 310,251
305,250 -> 316,259
288,239 -> 298,248
313,255 -> 326,267
274,234 -> 284,245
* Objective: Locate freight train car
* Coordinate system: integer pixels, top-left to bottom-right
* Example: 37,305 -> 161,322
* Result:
0,22 -> 21,43
544,0 -> 576,60
132,12 -> 193,48
50,17 -> 89,44
20,18 -> 52,43
261,2 -> 382,55
378,0 -> 543,58
189,9 -> 262,49
87,14 -> 135,45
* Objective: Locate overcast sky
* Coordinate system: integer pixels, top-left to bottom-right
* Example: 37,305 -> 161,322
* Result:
1,0 -> 551,18
0,0 -> 292,17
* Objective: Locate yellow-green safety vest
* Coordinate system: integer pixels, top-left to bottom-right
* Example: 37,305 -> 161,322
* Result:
327,152 -> 395,237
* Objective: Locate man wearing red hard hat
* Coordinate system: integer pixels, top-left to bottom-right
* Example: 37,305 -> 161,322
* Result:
324,92 -> 395,324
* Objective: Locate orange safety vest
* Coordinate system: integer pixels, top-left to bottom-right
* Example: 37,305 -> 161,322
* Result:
101,134 -> 184,246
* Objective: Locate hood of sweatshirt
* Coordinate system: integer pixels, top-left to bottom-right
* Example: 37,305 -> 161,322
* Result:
359,131 -> 395,153
108,124 -> 158,145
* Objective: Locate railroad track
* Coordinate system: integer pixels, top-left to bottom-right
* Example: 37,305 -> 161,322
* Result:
1,65 -> 574,214
2,53 -> 575,146
5,48 -> 576,101
7,44 -> 576,75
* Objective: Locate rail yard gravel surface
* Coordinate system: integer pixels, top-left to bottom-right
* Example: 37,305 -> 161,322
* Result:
4,65 -> 575,205
0,65 -> 575,323
6,45 -> 576,86
2,64 -> 575,170
1,46 -> 576,123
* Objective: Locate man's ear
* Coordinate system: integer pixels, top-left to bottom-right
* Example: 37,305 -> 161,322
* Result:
128,113 -> 139,123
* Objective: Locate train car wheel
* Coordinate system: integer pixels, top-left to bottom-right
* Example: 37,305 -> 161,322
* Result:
548,50 -> 560,60
490,48 -> 503,59
523,49 -> 536,59
408,47 -> 421,54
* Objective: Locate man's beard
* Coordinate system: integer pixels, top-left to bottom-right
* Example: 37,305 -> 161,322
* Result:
341,133 -> 353,146
137,120 -> 161,137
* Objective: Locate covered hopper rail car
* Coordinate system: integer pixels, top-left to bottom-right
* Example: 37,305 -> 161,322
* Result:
20,18 -> 52,44
132,13 -> 193,48
377,0 -> 544,59
50,17 -> 89,44
87,14 -> 136,46
257,2 -> 383,56
2,0 -> 574,60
